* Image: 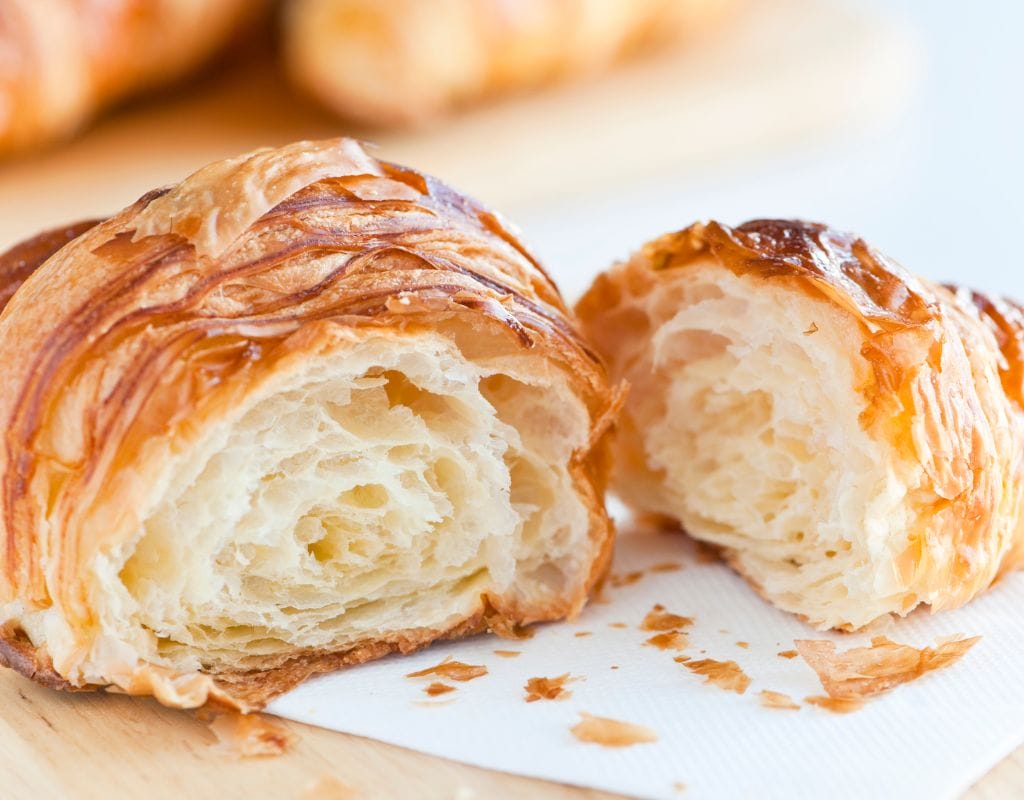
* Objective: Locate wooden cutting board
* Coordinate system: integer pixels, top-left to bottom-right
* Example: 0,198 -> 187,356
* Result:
0,0 -> 1019,797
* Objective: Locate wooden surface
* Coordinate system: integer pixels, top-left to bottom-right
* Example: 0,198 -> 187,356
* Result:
0,0 -> 1018,797
2,668 -> 1020,800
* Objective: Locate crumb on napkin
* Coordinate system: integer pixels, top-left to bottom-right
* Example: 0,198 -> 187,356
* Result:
424,682 -> 456,696
646,631 -> 689,651
641,604 -> 694,632
406,657 -> 488,682
571,713 -> 657,747
795,635 -> 980,699
778,650 -> 798,659
683,658 -> 751,694
494,650 -> 521,658
759,690 -> 800,710
524,674 -> 576,702
610,570 -> 644,587
804,695 -> 865,714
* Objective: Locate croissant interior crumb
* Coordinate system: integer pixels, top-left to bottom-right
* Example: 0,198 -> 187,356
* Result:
95,327 -> 591,673
596,263 -> 938,629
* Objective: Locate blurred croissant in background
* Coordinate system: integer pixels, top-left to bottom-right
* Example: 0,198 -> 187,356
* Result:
283,0 -> 734,126
0,0 -> 734,156
0,0 -> 260,155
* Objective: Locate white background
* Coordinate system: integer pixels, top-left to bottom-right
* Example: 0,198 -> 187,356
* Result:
517,0 -> 1024,303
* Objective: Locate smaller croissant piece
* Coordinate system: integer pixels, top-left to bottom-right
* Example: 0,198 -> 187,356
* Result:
0,0 -> 258,155
577,219 -> 1024,630
0,138 -> 617,709
282,0 -> 733,126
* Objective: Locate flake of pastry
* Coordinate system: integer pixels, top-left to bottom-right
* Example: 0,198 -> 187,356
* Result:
759,690 -> 800,710
683,659 -> 751,694
641,605 -> 694,632
570,713 -> 658,747
524,673 -> 575,702
406,658 -> 488,683
795,636 -> 980,699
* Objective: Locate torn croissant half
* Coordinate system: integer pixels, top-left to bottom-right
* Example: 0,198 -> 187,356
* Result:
577,219 -> 1024,630
0,138 -> 617,709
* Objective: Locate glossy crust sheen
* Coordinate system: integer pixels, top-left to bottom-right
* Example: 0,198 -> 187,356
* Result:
0,0 -> 257,155
578,219 -> 1024,626
283,0 -> 733,126
0,139 -> 617,709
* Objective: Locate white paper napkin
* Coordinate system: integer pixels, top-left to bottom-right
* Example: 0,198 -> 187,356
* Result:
268,523 -> 1024,799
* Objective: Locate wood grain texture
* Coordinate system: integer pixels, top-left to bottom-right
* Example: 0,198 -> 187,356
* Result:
0,668 -> 1019,800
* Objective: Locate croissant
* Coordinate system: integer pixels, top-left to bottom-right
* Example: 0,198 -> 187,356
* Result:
282,0 -> 732,126
0,0 -> 257,155
577,219 -> 1024,631
0,138 -> 617,709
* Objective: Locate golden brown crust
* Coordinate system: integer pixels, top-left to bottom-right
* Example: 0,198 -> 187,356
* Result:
0,220 -> 102,312
0,138 -> 617,708
0,0 -> 259,155
283,0 -> 735,127
578,219 -> 1024,626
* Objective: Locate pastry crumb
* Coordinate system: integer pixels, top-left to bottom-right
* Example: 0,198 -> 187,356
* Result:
205,710 -> 295,758
777,650 -> 798,659
641,605 -> 694,632
759,690 -> 800,710
610,570 -> 644,587
803,322 -> 819,335
683,659 -> 751,694
574,631 -> 593,638
524,674 -> 575,702
571,713 -> 657,747
649,562 -> 684,573
493,650 -> 520,658
407,657 -> 488,682
804,695 -> 865,714
608,622 -> 628,629
735,641 -> 749,649
795,635 -> 980,699
303,774 -> 358,799
646,631 -> 688,651
424,682 -> 455,696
